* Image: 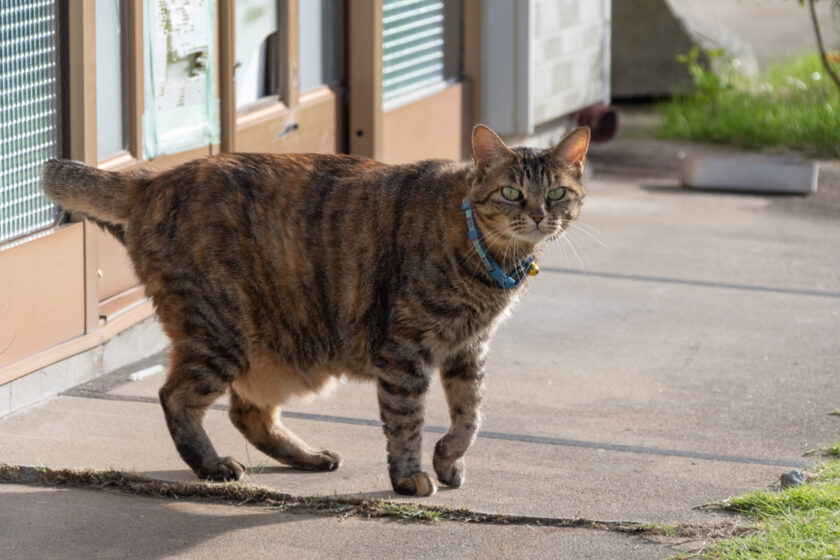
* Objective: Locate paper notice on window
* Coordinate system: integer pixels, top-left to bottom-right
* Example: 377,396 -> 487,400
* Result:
143,0 -> 220,158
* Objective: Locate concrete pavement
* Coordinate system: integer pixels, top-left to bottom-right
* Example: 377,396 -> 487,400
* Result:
698,0 -> 839,65
0,484 -> 667,560
2,148 -> 839,558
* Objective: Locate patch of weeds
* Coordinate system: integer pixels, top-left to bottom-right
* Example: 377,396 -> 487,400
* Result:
658,51 -> 840,158
0,462 -> 736,542
814,443 -> 840,458
244,444 -> 266,476
680,446 -> 840,559
377,501 -> 444,523
824,444 -> 840,458
642,522 -> 682,538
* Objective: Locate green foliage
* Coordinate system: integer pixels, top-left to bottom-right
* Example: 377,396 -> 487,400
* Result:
675,46 -> 732,100
817,443 -> 840,457
658,52 -> 840,158
642,522 -> 682,538
377,501 -> 444,523
682,451 -> 840,559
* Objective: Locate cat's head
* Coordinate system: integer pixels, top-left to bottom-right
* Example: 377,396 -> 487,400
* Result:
467,124 -> 590,251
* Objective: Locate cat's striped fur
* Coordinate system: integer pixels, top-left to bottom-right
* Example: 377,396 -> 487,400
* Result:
42,125 -> 590,496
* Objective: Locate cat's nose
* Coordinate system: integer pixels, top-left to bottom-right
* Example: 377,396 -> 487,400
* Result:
531,211 -> 545,224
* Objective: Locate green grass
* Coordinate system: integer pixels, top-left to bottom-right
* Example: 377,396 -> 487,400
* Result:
823,443 -> 840,458
377,501 -> 446,523
658,53 -> 840,158
682,455 -> 840,559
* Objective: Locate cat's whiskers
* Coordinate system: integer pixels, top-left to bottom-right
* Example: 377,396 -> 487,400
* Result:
569,222 -> 608,248
512,237 -> 526,273
544,225 -> 573,264
501,232 -> 517,273
560,231 -> 588,271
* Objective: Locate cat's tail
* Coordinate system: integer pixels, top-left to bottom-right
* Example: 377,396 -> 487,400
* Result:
41,159 -> 141,226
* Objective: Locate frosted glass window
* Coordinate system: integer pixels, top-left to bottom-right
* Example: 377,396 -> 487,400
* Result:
96,0 -> 126,161
0,0 -> 61,244
299,0 -> 342,94
235,0 -> 281,109
382,0 -> 461,105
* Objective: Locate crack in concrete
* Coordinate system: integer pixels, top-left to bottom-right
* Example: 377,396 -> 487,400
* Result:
0,463 -> 744,541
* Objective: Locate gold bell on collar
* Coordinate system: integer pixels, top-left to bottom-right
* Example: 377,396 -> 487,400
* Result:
527,262 -> 540,276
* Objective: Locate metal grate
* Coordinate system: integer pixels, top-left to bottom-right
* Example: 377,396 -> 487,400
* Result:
382,0 -> 456,104
0,0 -> 61,246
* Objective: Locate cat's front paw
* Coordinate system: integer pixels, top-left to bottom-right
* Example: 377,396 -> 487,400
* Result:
197,456 -> 246,482
393,471 -> 437,496
311,449 -> 343,471
434,455 -> 466,488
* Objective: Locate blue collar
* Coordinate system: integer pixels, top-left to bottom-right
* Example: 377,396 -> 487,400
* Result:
460,197 -> 538,289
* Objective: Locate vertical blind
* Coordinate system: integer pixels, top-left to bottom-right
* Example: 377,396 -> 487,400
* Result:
0,0 -> 61,245
382,0 -> 457,104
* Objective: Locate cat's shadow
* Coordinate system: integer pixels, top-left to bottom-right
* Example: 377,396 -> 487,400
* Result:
335,486 -> 459,501
145,466 -> 348,482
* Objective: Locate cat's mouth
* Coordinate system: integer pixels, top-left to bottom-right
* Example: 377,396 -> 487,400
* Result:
514,226 -> 551,244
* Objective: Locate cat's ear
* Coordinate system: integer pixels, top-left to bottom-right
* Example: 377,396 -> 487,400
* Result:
551,126 -> 591,174
472,124 -> 512,173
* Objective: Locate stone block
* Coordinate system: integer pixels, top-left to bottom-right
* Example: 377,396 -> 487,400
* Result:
9,372 -> 43,413
102,317 -> 168,374
1,316 -> 169,418
0,383 -> 9,417
679,154 -> 819,194
612,0 -> 758,98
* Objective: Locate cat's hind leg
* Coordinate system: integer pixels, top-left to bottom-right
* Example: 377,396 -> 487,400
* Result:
433,348 -> 486,489
228,390 -> 342,471
158,345 -> 247,482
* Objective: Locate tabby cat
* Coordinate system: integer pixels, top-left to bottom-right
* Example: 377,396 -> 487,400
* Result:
42,124 -> 590,496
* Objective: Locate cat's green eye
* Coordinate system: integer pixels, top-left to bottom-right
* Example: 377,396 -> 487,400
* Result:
501,186 -> 523,201
547,187 -> 567,201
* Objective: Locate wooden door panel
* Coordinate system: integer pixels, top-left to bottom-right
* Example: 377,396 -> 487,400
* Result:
0,224 -> 85,369
236,88 -> 342,155
382,82 -> 468,164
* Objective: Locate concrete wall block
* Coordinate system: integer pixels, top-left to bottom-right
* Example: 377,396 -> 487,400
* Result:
548,59 -> 575,96
562,0 -> 581,23
560,27 -> 584,55
534,36 -> 564,62
579,0 -> 603,22
571,48 -> 604,86
536,75 -> 606,125
533,0 -> 556,36
9,371 -> 44,413
1,316 -> 169,418
534,19 -> 603,59
483,0 -> 610,132
0,382 -> 10,417
42,349 -> 101,396
535,90 -> 580,124
535,0 -> 579,36
102,317 -> 168,375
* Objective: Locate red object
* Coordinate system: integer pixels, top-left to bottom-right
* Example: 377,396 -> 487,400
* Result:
576,103 -> 617,142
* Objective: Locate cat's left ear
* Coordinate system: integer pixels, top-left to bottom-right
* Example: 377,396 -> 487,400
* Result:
551,126 -> 591,175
